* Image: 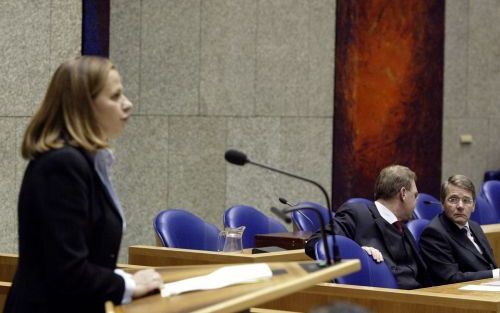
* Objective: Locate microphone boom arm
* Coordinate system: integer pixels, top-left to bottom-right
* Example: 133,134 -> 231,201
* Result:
249,160 -> 331,211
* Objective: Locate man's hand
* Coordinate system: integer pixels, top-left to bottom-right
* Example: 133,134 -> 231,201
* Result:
361,246 -> 384,263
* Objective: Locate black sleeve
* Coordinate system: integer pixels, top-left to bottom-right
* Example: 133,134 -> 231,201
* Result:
419,226 -> 493,284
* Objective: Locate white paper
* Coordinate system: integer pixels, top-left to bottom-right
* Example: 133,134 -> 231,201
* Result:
459,285 -> 500,291
160,263 -> 273,297
480,280 -> 500,286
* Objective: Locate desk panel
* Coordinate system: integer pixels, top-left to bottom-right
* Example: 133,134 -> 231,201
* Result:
482,223 -> 500,265
260,279 -> 500,313
255,232 -> 311,250
128,245 -> 310,267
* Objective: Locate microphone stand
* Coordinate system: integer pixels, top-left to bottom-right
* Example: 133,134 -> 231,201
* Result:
271,205 -> 335,265
224,149 -> 340,264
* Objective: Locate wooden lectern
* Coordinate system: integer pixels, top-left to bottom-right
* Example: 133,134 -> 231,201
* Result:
105,259 -> 360,313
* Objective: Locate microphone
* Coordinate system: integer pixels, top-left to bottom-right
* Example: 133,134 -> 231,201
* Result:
279,197 -> 316,231
423,200 -> 442,205
224,149 -> 248,166
279,197 -> 297,207
271,205 -> 336,265
225,149 -> 332,211
225,149 -> 339,264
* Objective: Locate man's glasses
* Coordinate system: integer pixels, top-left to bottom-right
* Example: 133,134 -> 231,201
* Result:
446,196 -> 474,206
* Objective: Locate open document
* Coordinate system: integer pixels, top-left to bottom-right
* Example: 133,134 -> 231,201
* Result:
161,263 -> 273,297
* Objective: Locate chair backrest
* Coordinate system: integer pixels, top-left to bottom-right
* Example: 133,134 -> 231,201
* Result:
484,170 -> 500,182
406,219 -> 430,246
154,209 -> 220,251
315,235 -> 398,288
291,201 -> 331,232
223,205 -> 288,248
413,193 -> 442,220
482,180 -> 500,212
344,198 -> 373,206
470,193 -> 500,225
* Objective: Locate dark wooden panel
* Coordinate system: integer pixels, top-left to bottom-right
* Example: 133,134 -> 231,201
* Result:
332,0 -> 444,208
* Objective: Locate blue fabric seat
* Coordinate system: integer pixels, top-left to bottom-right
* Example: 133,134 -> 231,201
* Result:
344,198 -> 373,206
470,193 -> 500,225
315,235 -> 398,288
223,205 -> 288,248
154,209 -> 220,251
413,193 -> 442,220
484,170 -> 500,182
291,201 -> 331,232
482,180 -> 500,212
406,219 -> 430,246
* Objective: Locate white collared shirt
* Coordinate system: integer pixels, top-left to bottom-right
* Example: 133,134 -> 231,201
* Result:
374,201 -> 398,225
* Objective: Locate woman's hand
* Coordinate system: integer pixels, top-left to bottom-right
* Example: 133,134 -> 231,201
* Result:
132,269 -> 163,298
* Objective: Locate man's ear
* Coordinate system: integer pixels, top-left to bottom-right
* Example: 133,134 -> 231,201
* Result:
400,187 -> 406,200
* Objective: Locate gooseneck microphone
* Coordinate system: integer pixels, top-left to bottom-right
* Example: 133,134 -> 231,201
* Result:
279,197 -> 315,231
271,204 -> 336,265
423,200 -> 442,205
279,197 -> 297,207
225,149 -> 332,211
225,149 -> 340,264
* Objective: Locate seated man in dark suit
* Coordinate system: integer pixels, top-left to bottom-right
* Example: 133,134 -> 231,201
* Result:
305,165 -> 431,289
419,174 -> 498,285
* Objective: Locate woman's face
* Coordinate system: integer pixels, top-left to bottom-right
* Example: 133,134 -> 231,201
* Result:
93,69 -> 133,139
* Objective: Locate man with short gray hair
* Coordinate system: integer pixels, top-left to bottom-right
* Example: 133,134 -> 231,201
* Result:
420,174 -> 498,285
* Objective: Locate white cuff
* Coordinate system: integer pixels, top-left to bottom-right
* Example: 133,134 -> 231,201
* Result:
115,269 -> 136,304
492,268 -> 500,279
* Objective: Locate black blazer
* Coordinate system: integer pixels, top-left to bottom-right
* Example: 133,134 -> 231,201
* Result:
4,146 -> 125,313
419,213 -> 497,285
305,202 -> 431,289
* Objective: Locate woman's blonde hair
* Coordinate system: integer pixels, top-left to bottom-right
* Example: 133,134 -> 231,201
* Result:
22,56 -> 114,159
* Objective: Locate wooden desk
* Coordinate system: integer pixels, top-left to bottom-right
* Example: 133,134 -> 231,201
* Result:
482,223 -> 500,265
128,245 -> 311,267
0,253 -> 18,282
255,232 -> 312,250
260,278 -> 500,313
107,260 -> 360,313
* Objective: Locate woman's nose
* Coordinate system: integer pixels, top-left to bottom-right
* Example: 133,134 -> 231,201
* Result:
123,95 -> 133,112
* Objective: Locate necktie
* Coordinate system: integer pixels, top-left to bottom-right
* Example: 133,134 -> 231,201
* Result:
463,225 -> 482,254
393,221 -> 404,234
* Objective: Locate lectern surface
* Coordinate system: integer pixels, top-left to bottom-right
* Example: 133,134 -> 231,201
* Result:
109,260 -> 360,313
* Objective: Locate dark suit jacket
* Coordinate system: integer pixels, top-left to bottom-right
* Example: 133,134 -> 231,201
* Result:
4,146 -> 125,313
419,213 -> 497,285
305,202 -> 431,289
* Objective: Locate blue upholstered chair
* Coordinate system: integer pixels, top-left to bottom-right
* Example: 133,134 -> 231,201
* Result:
470,193 -> 500,225
344,198 -> 373,206
315,235 -> 398,288
482,181 -> 500,212
406,219 -> 430,246
413,193 -> 442,220
154,209 -> 220,251
291,201 -> 331,232
223,205 -> 288,248
484,170 -> 500,182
